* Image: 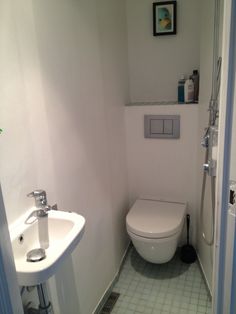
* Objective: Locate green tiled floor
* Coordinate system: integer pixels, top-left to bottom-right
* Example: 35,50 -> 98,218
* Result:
111,247 -> 211,314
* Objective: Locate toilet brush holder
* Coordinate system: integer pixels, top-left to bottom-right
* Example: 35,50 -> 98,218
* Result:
180,214 -> 197,264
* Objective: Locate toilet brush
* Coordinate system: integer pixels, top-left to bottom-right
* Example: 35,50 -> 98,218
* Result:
180,214 -> 197,264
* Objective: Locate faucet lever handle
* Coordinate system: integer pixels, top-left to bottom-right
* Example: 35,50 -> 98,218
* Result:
27,190 -> 45,198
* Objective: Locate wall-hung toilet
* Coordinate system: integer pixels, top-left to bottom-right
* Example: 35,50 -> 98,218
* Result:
126,199 -> 187,264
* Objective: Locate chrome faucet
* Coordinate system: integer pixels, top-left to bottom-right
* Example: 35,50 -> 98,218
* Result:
26,190 -> 55,249
28,190 -> 48,209
26,190 -> 52,223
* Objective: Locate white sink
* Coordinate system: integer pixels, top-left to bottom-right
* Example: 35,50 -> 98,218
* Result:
9,209 -> 85,286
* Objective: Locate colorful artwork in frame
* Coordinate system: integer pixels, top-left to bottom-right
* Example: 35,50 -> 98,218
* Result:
153,1 -> 177,36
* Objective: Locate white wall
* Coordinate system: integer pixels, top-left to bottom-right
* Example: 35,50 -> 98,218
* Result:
125,105 -> 199,243
126,0 -> 200,102
0,1 -> 129,313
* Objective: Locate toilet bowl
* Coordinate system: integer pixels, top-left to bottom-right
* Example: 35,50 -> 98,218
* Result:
126,199 -> 186,263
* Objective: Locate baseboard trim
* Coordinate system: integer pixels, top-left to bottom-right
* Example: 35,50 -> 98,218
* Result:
93,242 -> 131,314
197,253 -> 212,300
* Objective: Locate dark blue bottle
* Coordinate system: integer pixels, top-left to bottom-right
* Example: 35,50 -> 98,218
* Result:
178,75 -> 185,103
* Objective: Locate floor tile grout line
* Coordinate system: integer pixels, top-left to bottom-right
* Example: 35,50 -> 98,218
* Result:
111,247 -> 211,314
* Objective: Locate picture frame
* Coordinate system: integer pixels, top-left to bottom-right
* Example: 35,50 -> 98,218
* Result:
153,1 -> 177,36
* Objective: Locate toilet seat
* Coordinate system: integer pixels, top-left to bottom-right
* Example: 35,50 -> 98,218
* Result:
126,199 -> 186,239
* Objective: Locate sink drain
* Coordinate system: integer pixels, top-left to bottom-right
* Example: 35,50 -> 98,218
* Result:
26,248 -> 46,262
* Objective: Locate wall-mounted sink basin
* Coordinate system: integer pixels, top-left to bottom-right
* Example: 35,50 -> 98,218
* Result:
9,209 -> 85,286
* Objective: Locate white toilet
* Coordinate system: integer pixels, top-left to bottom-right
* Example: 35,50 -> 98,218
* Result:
126,199 -> 187,264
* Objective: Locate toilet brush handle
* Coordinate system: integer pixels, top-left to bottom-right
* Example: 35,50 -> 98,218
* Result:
186,214 -> 190,245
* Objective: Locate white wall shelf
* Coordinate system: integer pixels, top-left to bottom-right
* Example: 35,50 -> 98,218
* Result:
125,101 -> 198,106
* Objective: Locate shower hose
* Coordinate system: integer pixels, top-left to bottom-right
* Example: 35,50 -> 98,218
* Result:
200,0 -> 221,248
200,145 -> 216,246
200,57 -> 221,247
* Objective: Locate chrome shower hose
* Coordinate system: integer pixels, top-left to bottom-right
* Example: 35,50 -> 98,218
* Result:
200,148 -> 216,246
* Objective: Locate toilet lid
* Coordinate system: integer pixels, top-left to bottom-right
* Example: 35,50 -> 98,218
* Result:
126,199 -> 186,239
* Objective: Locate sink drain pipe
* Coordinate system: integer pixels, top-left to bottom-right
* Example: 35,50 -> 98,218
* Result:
25,283 -> 54,314
37,283 -> 53,314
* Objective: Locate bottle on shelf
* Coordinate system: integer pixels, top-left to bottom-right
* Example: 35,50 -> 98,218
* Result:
184,77 -> 194,103
178,75 -> 186,104
191,69 -> 199,103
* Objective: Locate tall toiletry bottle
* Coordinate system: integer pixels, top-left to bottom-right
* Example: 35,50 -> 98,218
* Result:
178,75 -> 185,103
184,77 -> 194,103
191,69 -> 199,103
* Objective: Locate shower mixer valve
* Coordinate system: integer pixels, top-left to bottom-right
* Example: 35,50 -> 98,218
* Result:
203,160 -> 217,177
202,126 -> 218,177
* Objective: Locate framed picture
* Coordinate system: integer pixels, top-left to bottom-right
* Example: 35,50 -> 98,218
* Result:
153,1 -> 177,36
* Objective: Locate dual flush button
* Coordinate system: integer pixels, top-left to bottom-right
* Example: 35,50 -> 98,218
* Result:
144,115 -> 180,139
